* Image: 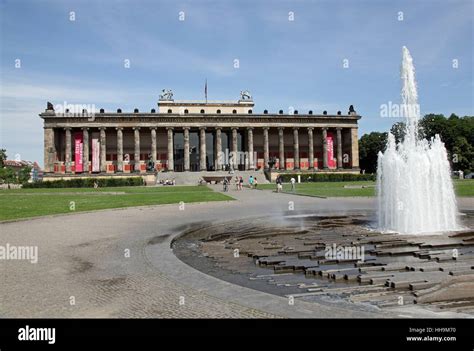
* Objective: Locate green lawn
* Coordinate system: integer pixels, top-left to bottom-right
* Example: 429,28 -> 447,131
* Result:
256,179 -> 473,198
0,185 -> 233,221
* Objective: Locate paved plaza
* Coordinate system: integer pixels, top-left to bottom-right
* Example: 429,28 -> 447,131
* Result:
1,187 -> 473,318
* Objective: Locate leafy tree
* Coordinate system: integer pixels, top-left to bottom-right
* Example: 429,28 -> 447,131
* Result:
451,136 -> 474,174
390,122 -> 406,143
0,149 -> 6,167
0,167 -> 16,184
359,132 -> 387,174
419,114 -> 473,173
18,166 -> 32,184
359,114 -> 473,174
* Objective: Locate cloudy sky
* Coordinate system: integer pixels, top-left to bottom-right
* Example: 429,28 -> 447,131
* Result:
1,0 -> 472,165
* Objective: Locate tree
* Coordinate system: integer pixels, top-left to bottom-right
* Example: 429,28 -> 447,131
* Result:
390,122 -> 406,143
0,149 -> 6,167
0,167 -> 16,184
419,114 -> 473,173
359,114 -> 473,175
359,132 -> 388,174
452,136 -> 474,174
18,165 -> 32,184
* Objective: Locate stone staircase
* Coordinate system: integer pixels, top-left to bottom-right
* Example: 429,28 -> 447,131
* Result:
154,170 -> 269,185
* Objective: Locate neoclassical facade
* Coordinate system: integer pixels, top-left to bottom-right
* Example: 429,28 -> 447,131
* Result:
41,95 -> 360,176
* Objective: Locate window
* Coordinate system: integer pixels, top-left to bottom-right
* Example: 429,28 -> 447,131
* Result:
100,108 -> 105,113
134,108 -> 139,113
217,109 -> 221,114
279,110 -> 283,114
184,109 -> 189,114
294,110 -> 298,115
117,109 -> 122,113
168,109 -> 173,113
264,110 -> 268,114
308,110 -> 313,115
232,109 -> 237,114
248,109 -> 252,114
151,109 -> 156,113
200,109 -> 205,114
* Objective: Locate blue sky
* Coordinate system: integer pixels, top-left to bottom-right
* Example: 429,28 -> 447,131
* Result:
1,0 -> 472,165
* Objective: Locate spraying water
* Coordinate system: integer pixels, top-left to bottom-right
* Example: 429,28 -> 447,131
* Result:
376,46 -> 459,234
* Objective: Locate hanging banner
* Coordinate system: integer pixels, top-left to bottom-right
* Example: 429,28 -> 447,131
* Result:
91,133 -> 100,172
74,133 -> 83,172
327,132 -> 336,168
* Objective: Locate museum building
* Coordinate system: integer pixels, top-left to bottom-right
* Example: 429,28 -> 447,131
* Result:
40,91 -> 360,177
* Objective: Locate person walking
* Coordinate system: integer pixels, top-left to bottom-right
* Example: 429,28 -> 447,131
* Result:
290,177 -> 296,192
223,177 -> 229,192
249,175 -> 254,189
254,177 -> 258,189
276,175 -> 282,193
239,176 -> 244,190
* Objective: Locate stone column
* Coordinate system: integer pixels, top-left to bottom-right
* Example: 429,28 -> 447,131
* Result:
43,128 -> 56,173
247,127 -> 254,170
232,127 -> 238,169
308,127 -> 314,170
167,127 -> 174,171
82,127 -> 89,173
150,128 -> 157,164
133,127 -> 140,172
293,127 -> 300,170
322,127 -> 328,169
350,127 -> 359,169
183,127 -> 190,171
215,127 -> 222,171
64,128 -> 72,173
263,127 -> 269,169
336,127 -> 343,169
99,127 -> 106,172
278,127 -> 285,170
199,127 -> 207,171
116,128 -> 123,172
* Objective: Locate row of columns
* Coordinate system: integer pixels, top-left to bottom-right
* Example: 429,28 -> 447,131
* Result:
53,126 -> 357,173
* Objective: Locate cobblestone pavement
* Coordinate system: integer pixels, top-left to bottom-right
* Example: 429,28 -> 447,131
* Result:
1,187 -> 472,318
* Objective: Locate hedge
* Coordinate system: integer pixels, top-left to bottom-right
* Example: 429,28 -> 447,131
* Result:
277,173 -> 375,182
23,177 -> 144,188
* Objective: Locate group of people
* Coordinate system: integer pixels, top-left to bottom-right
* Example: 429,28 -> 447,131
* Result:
223,175 -> 259,191
158,178 -> 176,186
223,174 -> 298,193
275,175 -> 296,192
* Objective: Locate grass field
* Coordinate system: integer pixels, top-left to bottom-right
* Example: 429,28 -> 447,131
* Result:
0,185 -> 233,221
256,179 -> 474,198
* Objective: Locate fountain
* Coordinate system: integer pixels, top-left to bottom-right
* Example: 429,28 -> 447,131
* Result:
376,46 -> 459,234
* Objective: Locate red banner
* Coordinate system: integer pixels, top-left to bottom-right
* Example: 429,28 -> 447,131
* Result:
74,133 -> 83,172
327,132 -> 336,168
